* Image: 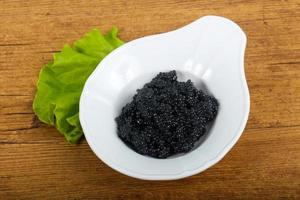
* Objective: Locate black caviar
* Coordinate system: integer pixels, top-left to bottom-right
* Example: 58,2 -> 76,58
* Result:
115,70 -> 218,158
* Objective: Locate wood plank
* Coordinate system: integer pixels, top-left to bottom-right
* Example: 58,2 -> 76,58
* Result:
1,126 -> 299,199
1,17 -> 300,130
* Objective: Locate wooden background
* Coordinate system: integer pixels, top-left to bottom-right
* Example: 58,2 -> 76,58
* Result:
0,0 -> 300,199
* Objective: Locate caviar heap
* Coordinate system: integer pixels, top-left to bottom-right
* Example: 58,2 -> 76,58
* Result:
116,70 -> 218,158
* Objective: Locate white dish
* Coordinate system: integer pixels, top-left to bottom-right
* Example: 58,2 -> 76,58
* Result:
80,15 -> 250,180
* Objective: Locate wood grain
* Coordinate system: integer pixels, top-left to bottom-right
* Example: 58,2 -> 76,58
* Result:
0,0 -> 299,199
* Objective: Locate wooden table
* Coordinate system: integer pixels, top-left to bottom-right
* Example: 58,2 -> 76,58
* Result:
1,0 -> 299,199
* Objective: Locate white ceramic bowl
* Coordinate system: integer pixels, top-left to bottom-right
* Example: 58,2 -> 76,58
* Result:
80,15 -> 250,180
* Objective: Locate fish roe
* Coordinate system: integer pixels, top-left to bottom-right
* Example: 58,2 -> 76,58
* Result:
116,70 -> 218,158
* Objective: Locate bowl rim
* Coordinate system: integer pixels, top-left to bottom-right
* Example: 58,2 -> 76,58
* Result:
79,15 -> 250,180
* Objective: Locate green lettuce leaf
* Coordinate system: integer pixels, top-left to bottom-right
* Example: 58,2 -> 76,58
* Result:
33,28 -> 124,144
